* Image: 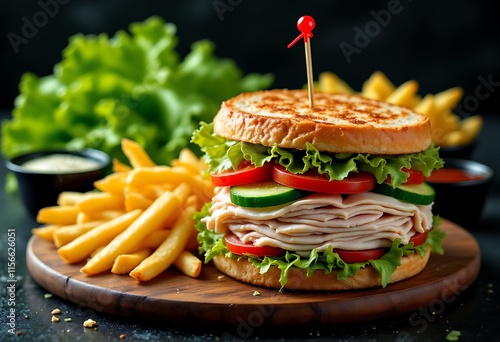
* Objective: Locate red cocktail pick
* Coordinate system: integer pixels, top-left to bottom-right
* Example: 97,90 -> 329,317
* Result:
287,15 -> 315,48
288,15 -> 316,108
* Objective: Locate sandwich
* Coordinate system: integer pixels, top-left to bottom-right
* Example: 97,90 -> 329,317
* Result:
192,89 -> 445,291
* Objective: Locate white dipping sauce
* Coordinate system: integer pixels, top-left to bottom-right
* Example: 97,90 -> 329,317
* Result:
22,154 -> 101,174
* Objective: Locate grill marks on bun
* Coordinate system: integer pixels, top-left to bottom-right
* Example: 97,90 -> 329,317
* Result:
214,89 -> 432,155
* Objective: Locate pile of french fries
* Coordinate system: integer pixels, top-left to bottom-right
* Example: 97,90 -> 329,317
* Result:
32,138 -> 214,282
318,71 -> 482,147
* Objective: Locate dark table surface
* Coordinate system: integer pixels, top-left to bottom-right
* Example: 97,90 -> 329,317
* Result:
1,112 -> 499,342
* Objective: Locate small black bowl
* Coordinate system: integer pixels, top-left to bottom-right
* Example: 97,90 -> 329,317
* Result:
426,158 -> 495,230
5,149 -> 111,217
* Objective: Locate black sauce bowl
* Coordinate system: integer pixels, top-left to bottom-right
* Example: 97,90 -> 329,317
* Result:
427,158 -> 495,230
5,149 -> 111,217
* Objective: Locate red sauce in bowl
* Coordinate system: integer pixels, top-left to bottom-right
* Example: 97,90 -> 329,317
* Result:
426,167 -> 485,183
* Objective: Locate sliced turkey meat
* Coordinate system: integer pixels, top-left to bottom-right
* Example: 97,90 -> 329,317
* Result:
203,187 -> 433,256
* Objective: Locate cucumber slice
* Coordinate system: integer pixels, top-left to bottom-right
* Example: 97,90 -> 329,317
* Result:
373,182 -> 435,205
230,180 -> 307,208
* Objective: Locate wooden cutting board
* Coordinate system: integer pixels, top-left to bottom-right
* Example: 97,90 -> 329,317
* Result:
26,219 -> 480,326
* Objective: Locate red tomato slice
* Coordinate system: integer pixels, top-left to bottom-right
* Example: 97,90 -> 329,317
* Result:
334,248 -> 386,263
211,161 -> 273,187
225,234 -> 285,257
386,168 -> 425,185
409,229 -> 429,247
272,164 -> 375,194
403,168 -> 425,184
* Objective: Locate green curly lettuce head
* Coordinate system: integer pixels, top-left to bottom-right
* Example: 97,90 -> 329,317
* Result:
2,16 -> 273,166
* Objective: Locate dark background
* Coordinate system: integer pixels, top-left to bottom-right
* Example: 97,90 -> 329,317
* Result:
1,2 -> 500,341
1,0 -> 499,115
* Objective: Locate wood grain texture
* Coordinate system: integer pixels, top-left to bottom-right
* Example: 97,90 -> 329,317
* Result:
26,219 -> 480,326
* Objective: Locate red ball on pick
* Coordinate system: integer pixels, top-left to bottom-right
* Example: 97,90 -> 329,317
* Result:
288,15 -> 316,108
287,15 -> 316,48
297,15 -> 315,35
286,15 -> 316,108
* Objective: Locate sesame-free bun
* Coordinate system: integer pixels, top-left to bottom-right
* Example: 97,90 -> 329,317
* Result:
212,247 -> 431,291
213,89 -> 432,155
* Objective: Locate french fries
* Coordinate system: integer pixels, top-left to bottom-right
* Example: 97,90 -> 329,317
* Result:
129,204 -> 197,281
33,139 -> 214,282
77,192 -> 124,213
133,230 -> 170,251
361,71 -> 396,100
318,70 -> 483,146
318,72 -> 354,94
121,138 -> 156,168
93,172 -> 129,194
80,184 -> 190,275
37,206 -> 79,225
111,249 -> 151,275
112,158 -> 131,173
173,251 -> 202,278
53,221 -> 105,248
57,191 -> 89,207
59,210 -> 142,264
385,80 -> 419,108
32,225 -> 61,242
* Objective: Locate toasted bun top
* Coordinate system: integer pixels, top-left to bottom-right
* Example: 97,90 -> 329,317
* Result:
213,89 -> 432,154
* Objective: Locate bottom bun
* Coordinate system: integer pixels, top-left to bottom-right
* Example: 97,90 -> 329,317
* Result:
213,247 -> 431,291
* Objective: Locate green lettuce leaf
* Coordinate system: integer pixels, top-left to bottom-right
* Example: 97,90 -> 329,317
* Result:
195,203 -> 446,290
191,122 -> 444,187
1,16 -> 274,167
